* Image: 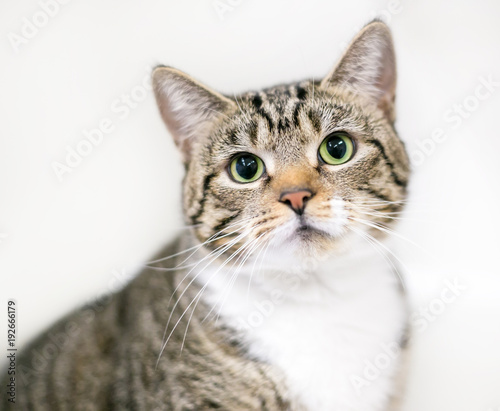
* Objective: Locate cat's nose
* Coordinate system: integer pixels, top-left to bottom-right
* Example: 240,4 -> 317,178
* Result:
279,190 -> 313,215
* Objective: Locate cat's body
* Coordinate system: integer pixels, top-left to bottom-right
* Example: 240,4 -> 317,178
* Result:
11,240 -> 292,410
3,22 -> 411,410
10,237 -> 407,411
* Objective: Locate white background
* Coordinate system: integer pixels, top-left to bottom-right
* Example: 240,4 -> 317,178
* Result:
1,1 -> 500,410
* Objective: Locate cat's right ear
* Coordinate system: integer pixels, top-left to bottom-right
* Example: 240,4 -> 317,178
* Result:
152,66 -> 236,162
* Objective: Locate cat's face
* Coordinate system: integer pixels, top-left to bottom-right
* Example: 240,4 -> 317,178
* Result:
153,22 -> 409,266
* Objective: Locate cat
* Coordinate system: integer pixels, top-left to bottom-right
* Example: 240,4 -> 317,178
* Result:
3,20 -> 410,410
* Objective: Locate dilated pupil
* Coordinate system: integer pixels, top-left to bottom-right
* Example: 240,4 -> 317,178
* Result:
326,137 -> 347,159
236,155 -> 258,179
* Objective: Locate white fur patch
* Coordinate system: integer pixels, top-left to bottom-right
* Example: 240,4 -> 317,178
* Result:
194,216 -> 407,410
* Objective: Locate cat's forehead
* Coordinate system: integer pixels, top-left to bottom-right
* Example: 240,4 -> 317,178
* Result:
245,82 -> 312,111
241,81 -> 315,126
214,81 -> 369,160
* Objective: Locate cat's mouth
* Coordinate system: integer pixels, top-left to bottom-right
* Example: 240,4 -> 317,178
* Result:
295,221 -> 330,239
272,213 -> 346,252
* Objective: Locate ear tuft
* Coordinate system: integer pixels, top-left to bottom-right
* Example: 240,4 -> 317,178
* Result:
152,67 -> 235,162
320,21 -> 397,122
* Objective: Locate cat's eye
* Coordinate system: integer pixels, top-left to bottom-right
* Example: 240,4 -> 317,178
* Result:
318,133 -> 355,165
229,154 -> 265,183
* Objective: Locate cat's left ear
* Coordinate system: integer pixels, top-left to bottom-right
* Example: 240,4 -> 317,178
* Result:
152,66 -> 236,162
320,21 -> 397,122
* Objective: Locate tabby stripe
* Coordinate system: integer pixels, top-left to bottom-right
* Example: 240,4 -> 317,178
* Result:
366,139 -> 407,187
251,93 -> 263,109
247,120 -> 259,146
358,186 -> 395,203
189,173 -> 216,224
253,227 -> 269,238
295,85 -> 307,100
277,117 -> 290,133
212,211 -> 242,234
211,191 -> 245,212
227,130 -> 239,145
292,101 -> 303,127
251,92 -> 275,131
307,109 -> 322,133
258,108 -> 274,131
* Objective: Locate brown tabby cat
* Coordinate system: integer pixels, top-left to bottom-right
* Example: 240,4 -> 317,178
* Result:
2,21 -> 410,410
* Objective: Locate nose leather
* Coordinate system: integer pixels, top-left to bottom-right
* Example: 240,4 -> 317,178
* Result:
279,190 -> 313,215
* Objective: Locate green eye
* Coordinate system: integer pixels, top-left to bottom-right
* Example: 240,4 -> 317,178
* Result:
229,153 -> 265,183
319,133 -> 354,165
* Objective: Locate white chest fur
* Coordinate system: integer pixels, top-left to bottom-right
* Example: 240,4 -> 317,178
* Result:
196,244 -> 407,411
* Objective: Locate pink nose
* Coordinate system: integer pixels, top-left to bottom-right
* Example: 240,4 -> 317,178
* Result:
279,190 -> 313,215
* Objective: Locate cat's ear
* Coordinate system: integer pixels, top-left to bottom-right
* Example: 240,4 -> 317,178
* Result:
320,21 -> 397,122
152,66 -> 236,162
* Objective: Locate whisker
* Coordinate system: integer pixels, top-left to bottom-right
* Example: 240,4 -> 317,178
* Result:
180,234 -> 261,352
348,225 -> 407,290
156,228 -> 256,365
246,233 -> 272,300
350,216 -> 433,257
352,208 -> 437,224
199,238 -> 258,325
212,231 -> 269,324
155,230 -> 250,367
156,217 -> 259,348
163,230 -> 256,358
146,217 -> 254,266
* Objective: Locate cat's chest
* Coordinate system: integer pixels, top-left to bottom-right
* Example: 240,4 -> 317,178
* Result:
242,292 -> 404,410
199,260 -> 407,411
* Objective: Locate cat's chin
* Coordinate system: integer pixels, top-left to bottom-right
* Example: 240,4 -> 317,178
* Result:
296,223 -> 331,240
266,220 -> 351,266
292,227 -> 335,254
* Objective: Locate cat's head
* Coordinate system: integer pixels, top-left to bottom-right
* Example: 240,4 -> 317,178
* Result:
152,21 -> 409,267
